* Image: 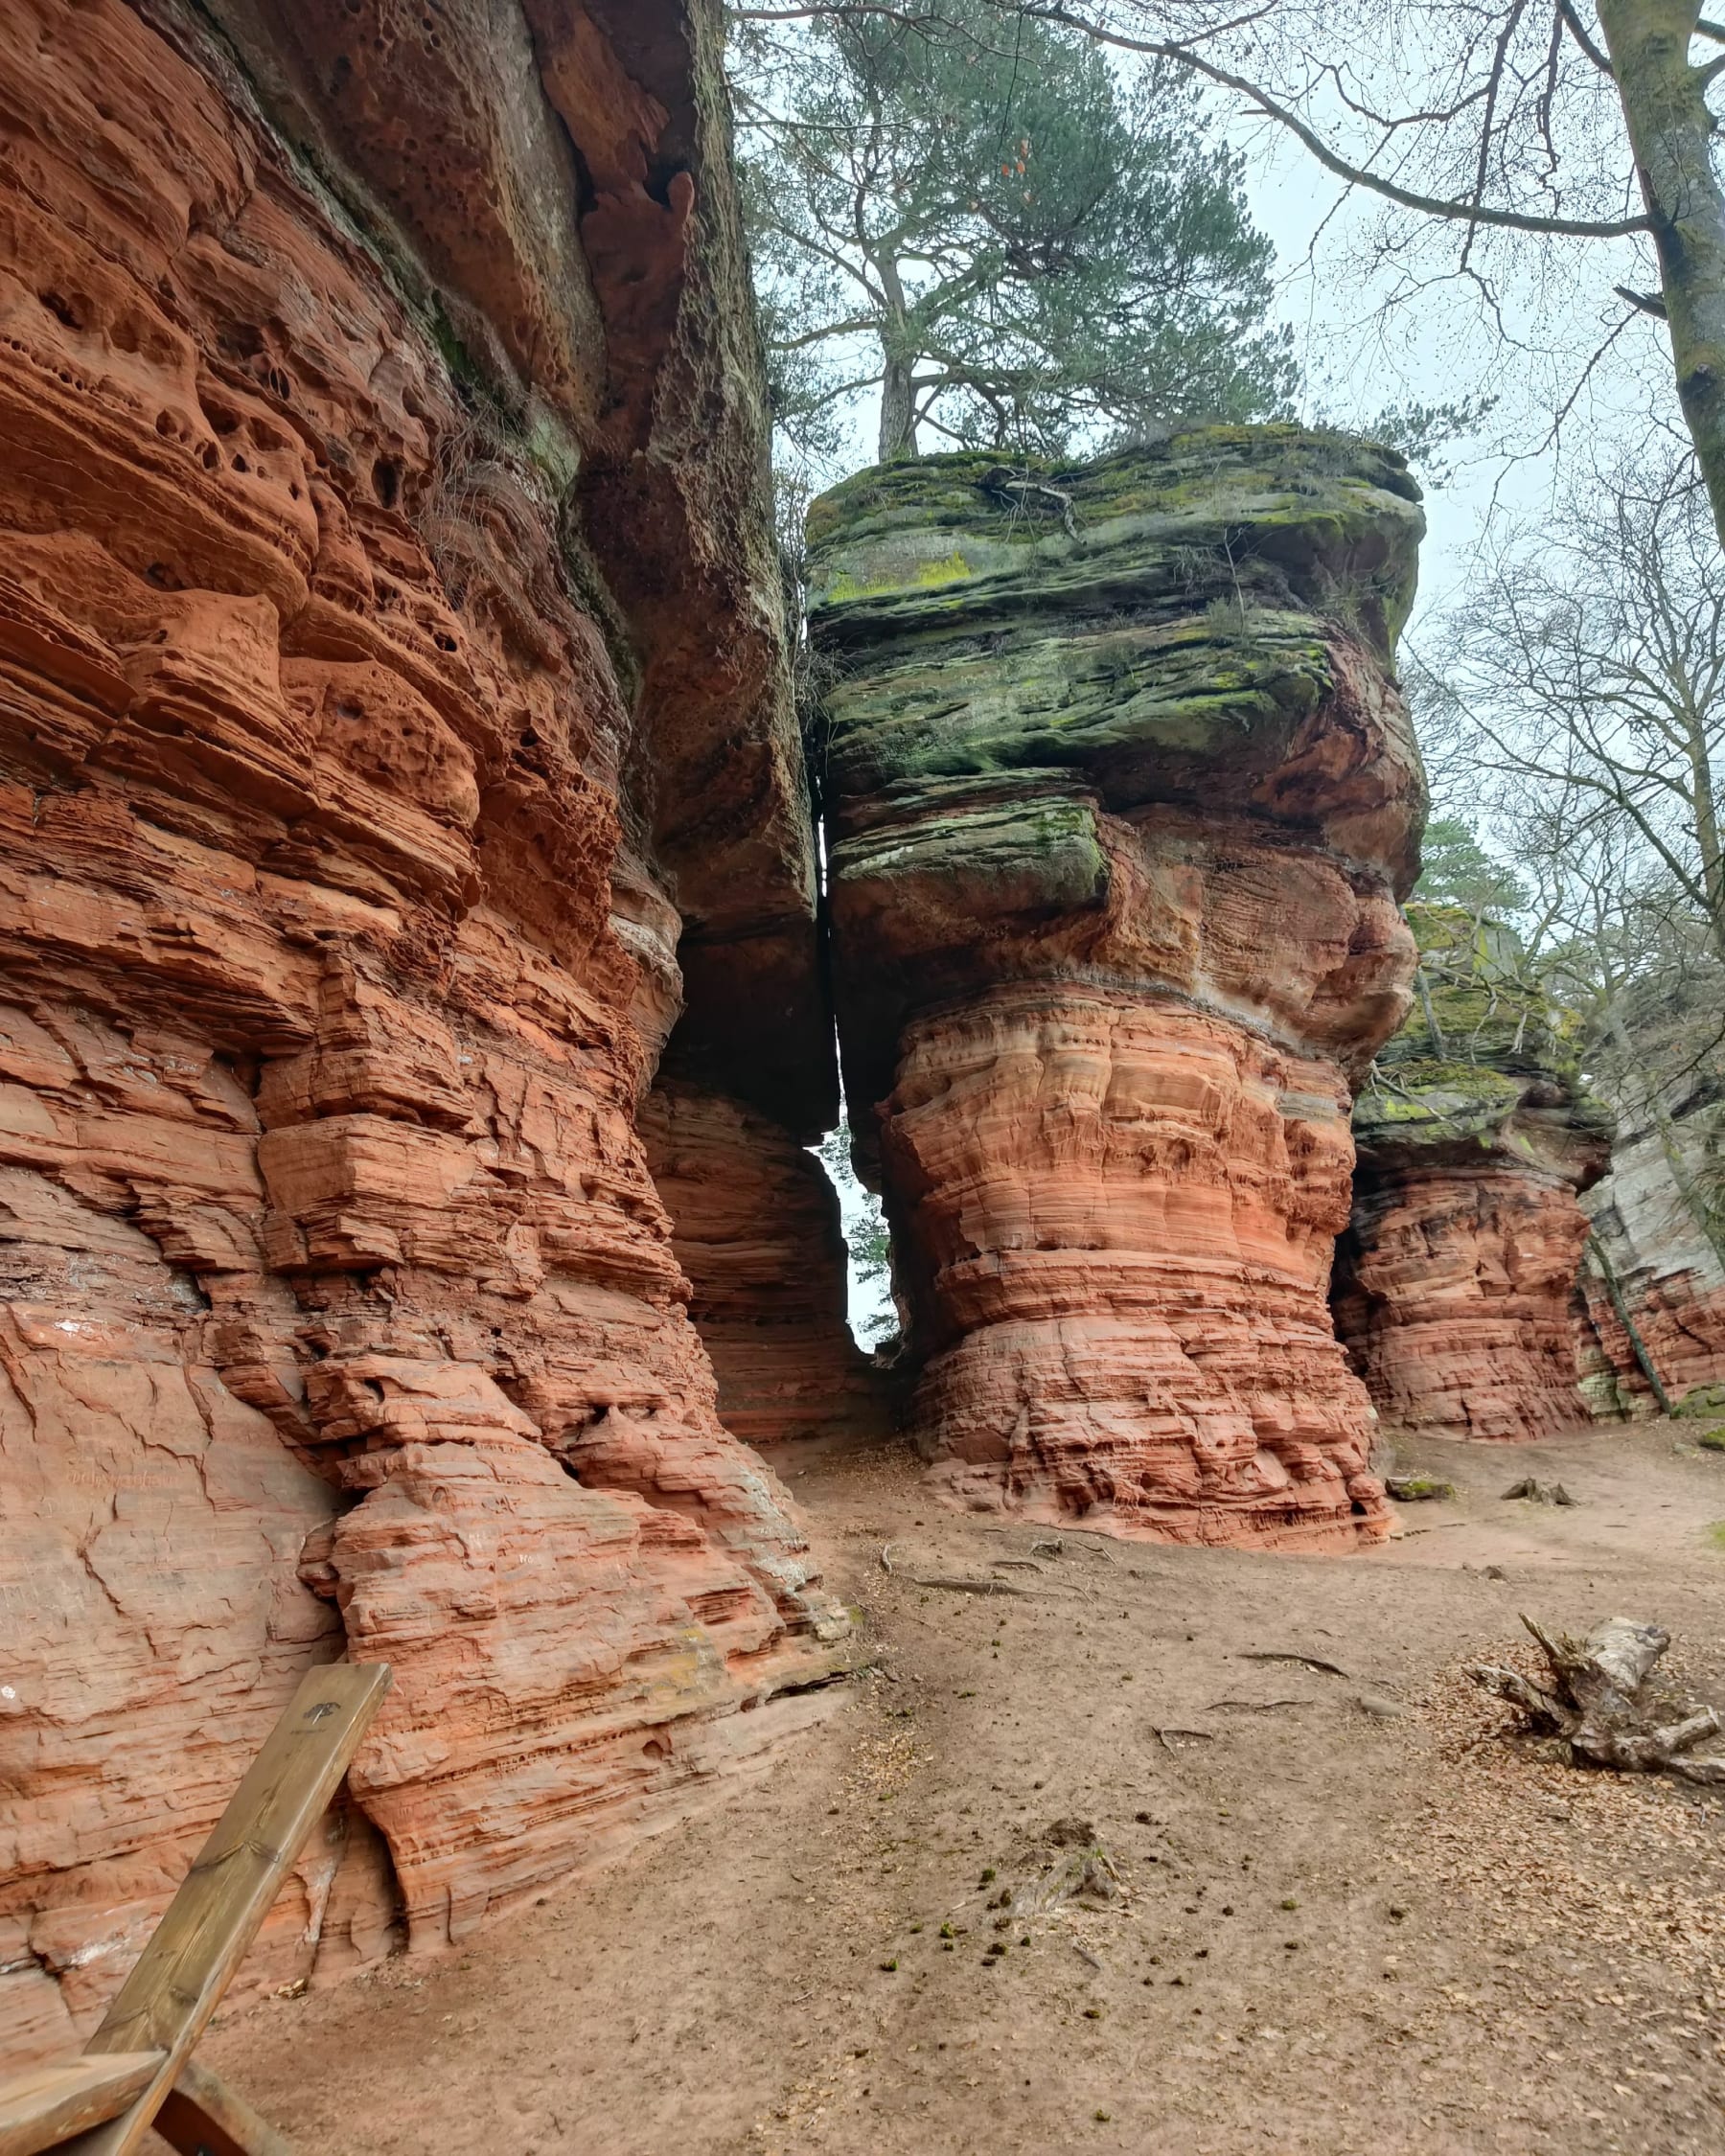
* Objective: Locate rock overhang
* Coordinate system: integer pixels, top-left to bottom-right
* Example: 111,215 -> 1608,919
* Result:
804,428 -> 1429,1548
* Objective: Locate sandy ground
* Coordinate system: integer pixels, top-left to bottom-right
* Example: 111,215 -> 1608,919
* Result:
199,1424 -> 1725,2156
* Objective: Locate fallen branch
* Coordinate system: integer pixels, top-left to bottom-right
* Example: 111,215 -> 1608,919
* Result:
904,1573 -> 1035,1597
1470,1615 -> 1725,1784
980,468 -> 1078,538
1152,1725 -> 1216,1751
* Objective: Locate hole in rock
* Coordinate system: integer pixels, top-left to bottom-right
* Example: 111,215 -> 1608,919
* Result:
372,457 -> 402,509
38,289 -> 83,329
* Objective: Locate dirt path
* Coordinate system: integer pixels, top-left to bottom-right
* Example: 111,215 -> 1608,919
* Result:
201,1426 -> 1725,2155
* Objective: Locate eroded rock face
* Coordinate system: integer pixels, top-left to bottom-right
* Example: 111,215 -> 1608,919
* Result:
639,1081 -> 885,1456
1576,1071 -> 1725,1416
1334,907 -> 1613,1441
0,0 -> 840,2051
806,437 -> 1426,1548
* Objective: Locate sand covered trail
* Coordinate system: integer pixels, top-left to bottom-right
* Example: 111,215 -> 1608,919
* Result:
199,1425 -> 1725,2155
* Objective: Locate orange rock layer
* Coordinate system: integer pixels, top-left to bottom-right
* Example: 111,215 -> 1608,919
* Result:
0,0 -> 840,2055
1334,1167 -> 1598,1441
1335,906 -> 1614,1441
886,988 -> 1387,1548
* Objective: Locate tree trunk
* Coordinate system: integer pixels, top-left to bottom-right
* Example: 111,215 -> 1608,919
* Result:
1598,2 -> 1725,552
878,348 -> 917,463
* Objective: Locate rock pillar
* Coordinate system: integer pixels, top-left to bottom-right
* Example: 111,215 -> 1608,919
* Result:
1335,906 -> 1613,1439
807,434 -> 1426,1548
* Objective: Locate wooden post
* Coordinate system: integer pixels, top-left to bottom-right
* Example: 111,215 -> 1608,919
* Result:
58,1661 -> 391,2156
152,2061 -> 297,2156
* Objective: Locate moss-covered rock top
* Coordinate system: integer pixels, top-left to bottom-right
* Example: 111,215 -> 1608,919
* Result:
1383,905 -> 1578,1079
1355,903 -> 1613,1177
803,428 -> 1428,880
804,425 -> 1424,656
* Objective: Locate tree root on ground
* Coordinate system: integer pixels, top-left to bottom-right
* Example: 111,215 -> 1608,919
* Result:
1470,1615 -> 1725,1783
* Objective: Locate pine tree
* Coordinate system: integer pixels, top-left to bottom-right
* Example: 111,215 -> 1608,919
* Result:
732,0 -> 1297,466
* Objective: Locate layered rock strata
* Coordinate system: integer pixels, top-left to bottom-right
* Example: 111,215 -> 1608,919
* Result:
639,1081 -> 885,1454
1576,1067 -> 1725,1415
806,437 -> 1426,1548
0,0 -> 842,2054
1334,907 -> 1613,1440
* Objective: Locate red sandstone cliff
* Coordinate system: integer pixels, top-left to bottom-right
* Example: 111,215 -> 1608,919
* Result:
1335,907 -> 1613,1441
805,441 -> 1426,1550
0,0 -> 844,2055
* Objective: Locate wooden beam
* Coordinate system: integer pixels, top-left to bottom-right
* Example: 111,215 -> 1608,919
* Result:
59,1661 -> 391,2156
0,2056 -> 163,2156
153,2061 -> 296,2156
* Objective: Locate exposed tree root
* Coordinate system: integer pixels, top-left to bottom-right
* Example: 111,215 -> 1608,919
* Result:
1470,1616 -> 1725,1784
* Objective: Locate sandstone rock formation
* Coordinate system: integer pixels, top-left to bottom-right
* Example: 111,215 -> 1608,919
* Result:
1334,906 -> 1613,1441
639,1081 -> 885,1456
0,0 -> 844,2055
806,436 -> 1426,1548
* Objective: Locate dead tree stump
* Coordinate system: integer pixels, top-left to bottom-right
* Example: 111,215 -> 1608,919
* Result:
1471,1616 -> 1725,1783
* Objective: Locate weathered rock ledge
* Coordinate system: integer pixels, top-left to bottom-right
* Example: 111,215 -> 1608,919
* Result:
807,435 -> 1427,1548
